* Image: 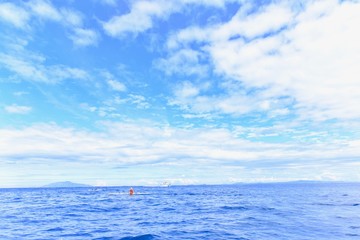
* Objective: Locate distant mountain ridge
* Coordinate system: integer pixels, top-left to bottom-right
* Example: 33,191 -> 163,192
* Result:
43,181 -> 92,188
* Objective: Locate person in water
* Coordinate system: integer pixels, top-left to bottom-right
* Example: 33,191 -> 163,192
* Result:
129,187 -> 134,195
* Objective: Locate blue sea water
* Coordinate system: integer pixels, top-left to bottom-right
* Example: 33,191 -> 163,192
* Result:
0,182 -> 359,240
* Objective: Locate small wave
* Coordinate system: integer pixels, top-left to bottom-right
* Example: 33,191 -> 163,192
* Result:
221,206 -> 249,211
64,213 -> 83,217
349,226 -> 360,229
315,203 -> 336,206
186,192 -> 196,195
315,202 -> 360,207
259,207 -> 275,211
120,234 -> 157,240
162,207 -> 176,211
346,233 -> 360,237
60,232 -> 93,238
46,227 -> 64,232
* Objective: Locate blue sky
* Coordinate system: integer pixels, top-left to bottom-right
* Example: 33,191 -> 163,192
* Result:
0,0 -> 359,187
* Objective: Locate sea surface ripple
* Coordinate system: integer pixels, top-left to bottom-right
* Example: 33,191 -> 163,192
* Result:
0,182 -> 359,239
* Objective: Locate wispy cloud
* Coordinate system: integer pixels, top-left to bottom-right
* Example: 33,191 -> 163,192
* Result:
0,52 -> 88,84
1,0 -> 98,47
102,0 -> 233,38
69,28 -> 99,47
127,94 -> 150,109
27,0 -> 62,21
155,49 -> 208,76
0,2 -> 30,29
4,104 -> 32,114
103,0 -> 176,37
107,79 -> 126,92
60,8 -> 83,27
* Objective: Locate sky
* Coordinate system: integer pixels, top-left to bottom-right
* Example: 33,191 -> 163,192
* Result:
0,0 -> 359,188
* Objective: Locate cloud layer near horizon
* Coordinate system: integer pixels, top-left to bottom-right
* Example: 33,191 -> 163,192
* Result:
1,122 -> 359,187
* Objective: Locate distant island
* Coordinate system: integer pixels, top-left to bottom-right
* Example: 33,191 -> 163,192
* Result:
42,181 -> 92,188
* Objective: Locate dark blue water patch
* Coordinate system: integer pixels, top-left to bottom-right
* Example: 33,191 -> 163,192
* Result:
92,237 -> 115,240
91,228 -> 111,234
220,205 -> 249,211
316,203 -> 336,206
349,226 -> 360,229
63,213 -> 83,217
120,234 -> 157,240
59,232 -> 93,238
346,233 -> 360,237
258,206 -> 275,211
315,202 -> 360,207
161,207 -> 176,211
46,227 -> 64,232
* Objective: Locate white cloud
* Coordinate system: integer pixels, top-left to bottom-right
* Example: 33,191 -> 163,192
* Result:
69,28 -> 99,47
60,8 -> 83,27
102,0 -> 238,38
103,0 -> 176,37
155,48 -> 208,76
128,94 -> 150,109
28,0 -> 62,21
170,80 -> 287,116
231,3 -> 293,39
0,2 -> 30,29
13,91 -> 29,97
4,104 -> 32,114
164,0 -> 360,121
107,79 -> 126,92
25,0 -> 86,28
174,81 -> 201,99
0,52 -> 89,83
27,0 -> 98,47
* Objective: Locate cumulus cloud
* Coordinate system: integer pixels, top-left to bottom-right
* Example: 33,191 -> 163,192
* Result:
164,0 -> 360,121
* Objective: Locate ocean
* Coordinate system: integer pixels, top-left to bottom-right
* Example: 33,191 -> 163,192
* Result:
0,182 -> 359,239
